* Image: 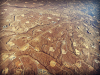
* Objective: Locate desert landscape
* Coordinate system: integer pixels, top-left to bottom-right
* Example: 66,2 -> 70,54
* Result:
0,0 -> 100,75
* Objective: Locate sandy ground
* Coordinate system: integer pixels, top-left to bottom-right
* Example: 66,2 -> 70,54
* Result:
0,0 -> 100,75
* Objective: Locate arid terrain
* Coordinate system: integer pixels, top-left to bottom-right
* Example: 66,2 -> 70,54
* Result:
0,0 -> 100,75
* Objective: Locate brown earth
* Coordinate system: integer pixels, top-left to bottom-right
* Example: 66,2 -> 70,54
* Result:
0,0 -> 100,75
